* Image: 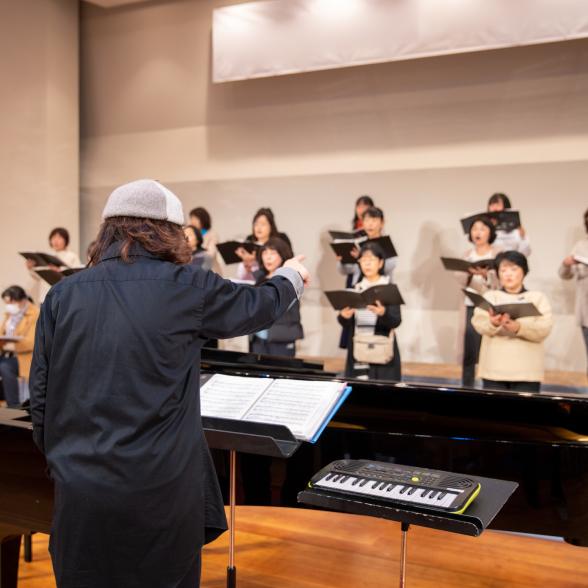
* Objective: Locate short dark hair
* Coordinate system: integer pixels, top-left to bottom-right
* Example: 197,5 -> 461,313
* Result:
495,250 -> 529,276
259,237 -> 293,270
362,206 -> 384,221
2,285 -> 28,302
184,225 -> 203,250
468,215 -> 496,244
49,227 -> 70,247
189,207 -> 211,231
358,241 -> 387,275
488,193 -> 512,210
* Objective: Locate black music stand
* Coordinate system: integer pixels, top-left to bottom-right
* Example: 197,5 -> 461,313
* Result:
203,417 -> 301,588
298,474 -> 518,587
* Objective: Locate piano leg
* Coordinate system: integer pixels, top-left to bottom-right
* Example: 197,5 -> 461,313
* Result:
0,534 -> 21,588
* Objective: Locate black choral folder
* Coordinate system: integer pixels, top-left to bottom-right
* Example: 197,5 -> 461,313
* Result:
20,251 -> 66,267
463,289 -> 541,319
328,229 -> 367,241
330,236 -> 397,264
325,283 -> 404,310
34,267 -> 84,286
441,257 -> 495,273
460,211 -> 521,235
217,241 -> 261,265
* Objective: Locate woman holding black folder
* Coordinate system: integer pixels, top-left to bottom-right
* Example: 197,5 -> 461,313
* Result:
338,242 -> 401,381
338,207 -> 397,286
487,193 -> 531,256
458,216 -> 502,388
236,208 -> 292,281
26,227 -> 82,303
250,238 -> 304,357
471,251 -> 552,392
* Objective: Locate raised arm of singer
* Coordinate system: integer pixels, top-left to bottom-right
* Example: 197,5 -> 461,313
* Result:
29,179 -> 308,588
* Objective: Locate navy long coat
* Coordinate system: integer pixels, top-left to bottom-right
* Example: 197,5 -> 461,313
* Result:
29,242 -> 300,588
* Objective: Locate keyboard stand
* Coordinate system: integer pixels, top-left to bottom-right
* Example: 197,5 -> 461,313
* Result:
203,417 -> 301,588
298,474 -> 518,587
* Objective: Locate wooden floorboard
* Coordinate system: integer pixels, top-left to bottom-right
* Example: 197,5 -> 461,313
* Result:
18,506 -> 588,587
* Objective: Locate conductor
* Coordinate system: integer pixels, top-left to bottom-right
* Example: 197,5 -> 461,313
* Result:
29,179 -> 309,588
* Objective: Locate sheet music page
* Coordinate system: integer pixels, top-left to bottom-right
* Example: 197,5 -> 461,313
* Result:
200,374 -> 274,420
243,379 -> 344,441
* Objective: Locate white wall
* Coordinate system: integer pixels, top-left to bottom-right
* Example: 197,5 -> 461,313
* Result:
79,0 -> 588,371
0,0 -> 79,297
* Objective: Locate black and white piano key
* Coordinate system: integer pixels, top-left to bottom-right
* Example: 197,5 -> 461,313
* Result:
314,475 -> 458,509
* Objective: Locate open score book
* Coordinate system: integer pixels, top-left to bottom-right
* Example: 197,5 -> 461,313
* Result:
200,374 -> 351,443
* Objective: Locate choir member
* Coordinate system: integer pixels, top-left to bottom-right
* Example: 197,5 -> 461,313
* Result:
457,216 -> 502,387
30,179 -> 309,588
184,225 -> 212,271
338,206 -> 397,286
189,207 -> 222,274
338,241 -> 402,381
236,207 -> 291,280
559,208 -> 588,371
26,227 -> 82,302
472,251 -> 552,392
0,286 -> 39,408
351,195 -> 375,232
250,237 -> 304,357
487,193 -> 531,256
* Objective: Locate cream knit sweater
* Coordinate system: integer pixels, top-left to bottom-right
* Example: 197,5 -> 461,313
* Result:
472,289 -> 553,382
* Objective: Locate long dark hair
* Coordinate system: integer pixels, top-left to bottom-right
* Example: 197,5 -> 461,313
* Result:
251,208 -> 279,241
88,217 -> 192,266
352,195 -> 375,229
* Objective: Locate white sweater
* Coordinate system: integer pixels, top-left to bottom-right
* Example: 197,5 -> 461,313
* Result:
472,289 -> 553,382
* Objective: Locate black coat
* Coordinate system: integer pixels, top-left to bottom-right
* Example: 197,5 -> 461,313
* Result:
29,242 -> 299,588
338,304 -> 402,381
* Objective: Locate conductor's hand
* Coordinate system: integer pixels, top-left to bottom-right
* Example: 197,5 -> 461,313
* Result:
563,255 -> 577,267
366,300 -> 386,316
340,306 -> 355,319
284,255 -> 311,287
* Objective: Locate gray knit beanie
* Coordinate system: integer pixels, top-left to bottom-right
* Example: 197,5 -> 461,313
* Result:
102,179 -> 185,226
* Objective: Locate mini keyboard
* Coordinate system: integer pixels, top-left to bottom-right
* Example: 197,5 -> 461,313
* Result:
309,459 -> 481,514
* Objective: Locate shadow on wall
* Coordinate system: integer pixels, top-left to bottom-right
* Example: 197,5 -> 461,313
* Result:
409,221 -> 462,312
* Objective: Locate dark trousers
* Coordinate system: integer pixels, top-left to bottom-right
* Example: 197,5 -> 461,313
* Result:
462,306 -> 481,388
250,337 -> 295,358
583,326 -> 588,374
0,355 -> 20,408
482,379 -> 541,393
177,552 -> 202,588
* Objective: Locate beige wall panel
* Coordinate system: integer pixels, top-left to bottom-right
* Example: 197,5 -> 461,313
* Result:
0,0 -> 79,296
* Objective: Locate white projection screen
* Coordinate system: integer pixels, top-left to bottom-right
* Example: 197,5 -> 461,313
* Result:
213,0 -> 588,83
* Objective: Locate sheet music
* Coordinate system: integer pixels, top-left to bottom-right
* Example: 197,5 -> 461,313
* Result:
200,374 -> 274,420
243,379 -> 344,441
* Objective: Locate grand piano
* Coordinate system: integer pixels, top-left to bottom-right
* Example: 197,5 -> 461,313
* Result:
1,348 -> 588,586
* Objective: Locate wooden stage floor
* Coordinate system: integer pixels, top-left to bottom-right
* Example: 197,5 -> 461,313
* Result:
17,506 -> 588,587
